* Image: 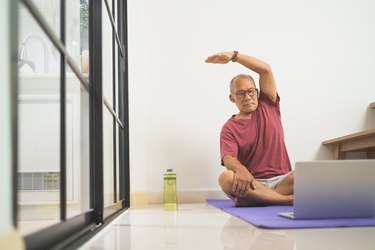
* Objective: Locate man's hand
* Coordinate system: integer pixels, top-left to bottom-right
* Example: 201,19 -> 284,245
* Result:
223,155 -> 257,198
205,52 -> 235,64
233,166 -> 256,198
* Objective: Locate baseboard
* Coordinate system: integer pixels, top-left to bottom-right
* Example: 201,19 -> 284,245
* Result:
130,191 -> 149,209
0,229 -> 25,250
131,189 -> 228,208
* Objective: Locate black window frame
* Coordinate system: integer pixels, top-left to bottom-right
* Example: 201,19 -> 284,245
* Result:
14,0 -> 130,249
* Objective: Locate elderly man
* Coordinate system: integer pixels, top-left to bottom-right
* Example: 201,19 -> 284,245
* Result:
206,51 -> 294,206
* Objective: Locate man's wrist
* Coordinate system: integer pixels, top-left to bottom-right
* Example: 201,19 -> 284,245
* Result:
231,51 -> 239,62
233,164 -> 246,173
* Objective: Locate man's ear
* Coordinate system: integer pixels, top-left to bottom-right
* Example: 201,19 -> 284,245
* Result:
229,94 -> 235,103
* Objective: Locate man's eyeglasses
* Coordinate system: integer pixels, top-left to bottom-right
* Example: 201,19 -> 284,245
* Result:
234,88 -> 258,99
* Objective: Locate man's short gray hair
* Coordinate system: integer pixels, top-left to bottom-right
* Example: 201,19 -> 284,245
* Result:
230,74 -> 256,93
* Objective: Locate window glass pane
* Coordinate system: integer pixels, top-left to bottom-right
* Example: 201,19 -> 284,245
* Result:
80,0 -> 90,76
65,0 -> 90,219
66,72 -> 91,218
65,0 -> 82,73
17,4 -> 61,236
29,0 -> 60,39
102,0 -> 114,105
19,2 -> 60,74
103,107 -> 114,207
115,42 -> 119,112
17,93 -> 62,235
17,88 -> 61,236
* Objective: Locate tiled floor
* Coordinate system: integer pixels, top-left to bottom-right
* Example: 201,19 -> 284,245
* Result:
79,203 -> 375,250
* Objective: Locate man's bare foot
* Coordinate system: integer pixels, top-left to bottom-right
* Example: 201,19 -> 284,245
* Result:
234,197 -> 263,207
234,195 -> 294,207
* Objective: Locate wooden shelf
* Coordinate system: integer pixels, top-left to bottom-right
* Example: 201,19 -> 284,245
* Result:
323,102 -> 375,159
322,128 -> 375,159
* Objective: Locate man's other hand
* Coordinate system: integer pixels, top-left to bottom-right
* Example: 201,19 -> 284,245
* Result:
205,52 -> 234,64
233,167 -> 256,198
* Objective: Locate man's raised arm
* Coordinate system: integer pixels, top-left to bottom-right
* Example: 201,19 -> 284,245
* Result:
205,52 -> 277,102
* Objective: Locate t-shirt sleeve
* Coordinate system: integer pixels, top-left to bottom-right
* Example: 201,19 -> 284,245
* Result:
220,124 -> 238,166
259,91 -> 281,117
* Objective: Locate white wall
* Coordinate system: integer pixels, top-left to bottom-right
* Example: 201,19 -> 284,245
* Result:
0,0 -> 14,233
128,0 -> 375,200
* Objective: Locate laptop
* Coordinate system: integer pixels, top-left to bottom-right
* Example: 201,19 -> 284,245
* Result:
279,160 -> 375,220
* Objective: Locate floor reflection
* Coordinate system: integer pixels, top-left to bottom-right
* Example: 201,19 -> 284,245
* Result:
221,217 -> 294,250
293,228 -> 375,250
79,203 -> 375,250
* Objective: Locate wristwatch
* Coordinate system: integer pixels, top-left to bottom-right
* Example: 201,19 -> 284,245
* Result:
231,51 -> 239,62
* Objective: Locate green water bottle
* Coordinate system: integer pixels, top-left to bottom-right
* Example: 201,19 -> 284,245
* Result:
163,169 -> 178,211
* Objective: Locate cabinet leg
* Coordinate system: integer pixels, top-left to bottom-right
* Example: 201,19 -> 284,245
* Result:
333,145 -> 346,160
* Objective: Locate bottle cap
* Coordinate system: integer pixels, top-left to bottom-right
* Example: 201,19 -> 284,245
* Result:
166,168 -> 173,172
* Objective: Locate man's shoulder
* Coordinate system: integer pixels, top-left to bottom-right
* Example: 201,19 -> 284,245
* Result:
221,116 -> 237,131
222,115 -> 235,124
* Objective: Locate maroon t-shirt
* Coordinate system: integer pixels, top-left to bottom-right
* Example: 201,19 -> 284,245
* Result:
220,91 -> 292,179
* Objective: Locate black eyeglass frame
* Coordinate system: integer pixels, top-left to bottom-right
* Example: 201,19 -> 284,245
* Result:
234,88 -> 259,99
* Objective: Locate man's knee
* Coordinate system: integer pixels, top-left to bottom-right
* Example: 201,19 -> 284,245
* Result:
218,170 -> 234,193
284,173 -> 294,186
275,173 -> 294,195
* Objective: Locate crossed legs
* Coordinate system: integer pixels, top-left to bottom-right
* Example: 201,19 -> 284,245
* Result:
219,170 -> 294,207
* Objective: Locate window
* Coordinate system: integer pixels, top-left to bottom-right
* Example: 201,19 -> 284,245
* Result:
18,172 -> 60,191
13,0 -> 129,248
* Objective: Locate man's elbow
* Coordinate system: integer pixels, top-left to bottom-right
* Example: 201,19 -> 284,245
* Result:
260,63 -> 272,74
223,155 -> 238,168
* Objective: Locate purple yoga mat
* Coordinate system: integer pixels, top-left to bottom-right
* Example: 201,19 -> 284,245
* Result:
207,199 -> 375,229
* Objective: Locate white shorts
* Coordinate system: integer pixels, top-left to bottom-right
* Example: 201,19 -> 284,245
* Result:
256,171 -> 293,189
